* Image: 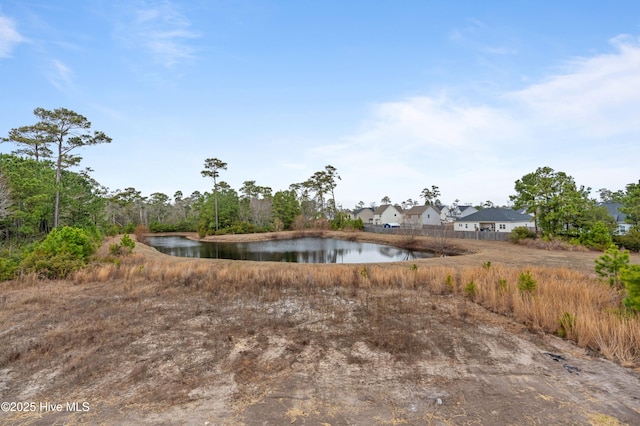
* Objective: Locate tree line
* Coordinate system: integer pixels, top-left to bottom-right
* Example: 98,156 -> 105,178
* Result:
1,108 -> 639,249
0,108 -> 360,243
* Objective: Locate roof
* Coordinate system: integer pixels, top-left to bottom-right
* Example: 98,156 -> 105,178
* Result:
405,204 -> 440,215
456,208 -> 533,223
373,204 -> 403,215
600,202 -> 628,223
353,207 -> 374,215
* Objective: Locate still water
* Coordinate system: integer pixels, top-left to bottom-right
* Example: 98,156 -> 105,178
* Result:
147,236 -> 434,264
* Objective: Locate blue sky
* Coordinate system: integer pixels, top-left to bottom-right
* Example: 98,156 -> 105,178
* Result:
1,0 -> 640,208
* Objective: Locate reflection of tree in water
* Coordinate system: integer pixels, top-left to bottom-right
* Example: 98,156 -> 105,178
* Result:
377,246 -> 398,257
403,251 -> 419,261
148,236 -> 434,263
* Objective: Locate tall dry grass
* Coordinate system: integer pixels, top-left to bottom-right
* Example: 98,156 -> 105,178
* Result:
71,255 -> 640,367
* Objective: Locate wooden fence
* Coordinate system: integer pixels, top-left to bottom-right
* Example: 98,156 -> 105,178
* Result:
363,224 -> 510,241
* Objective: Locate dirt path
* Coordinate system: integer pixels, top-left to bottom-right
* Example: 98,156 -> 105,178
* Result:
1,231 -> 639,424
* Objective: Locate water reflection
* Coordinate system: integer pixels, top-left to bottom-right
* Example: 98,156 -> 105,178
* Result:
147,236 -> 434,264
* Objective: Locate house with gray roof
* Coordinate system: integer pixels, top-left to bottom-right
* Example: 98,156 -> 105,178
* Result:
454,208 -> 534,233
404,204 -> 441,226
600,202 -> 631,235
441,204 -> 478,223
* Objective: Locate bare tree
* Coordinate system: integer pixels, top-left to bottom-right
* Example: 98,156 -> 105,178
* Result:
431,223 -> 456,257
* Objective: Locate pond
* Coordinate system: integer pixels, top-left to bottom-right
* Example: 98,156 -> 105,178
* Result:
147,236 -> 434,264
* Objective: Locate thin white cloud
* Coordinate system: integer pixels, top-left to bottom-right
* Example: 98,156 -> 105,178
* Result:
449,17 -> 518,61
115,0 -> 200,67
0,15 -> 26,58
47,59 -> 74,92
509,34 -> 640,139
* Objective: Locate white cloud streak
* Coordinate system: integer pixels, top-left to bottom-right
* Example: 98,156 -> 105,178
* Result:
115,1 -> 200,67
0,15 -> 26,58
47,59 -> 74,92
509,35 -> 640,139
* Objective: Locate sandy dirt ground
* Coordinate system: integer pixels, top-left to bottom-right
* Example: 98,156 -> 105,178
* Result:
1,231 -> 639,425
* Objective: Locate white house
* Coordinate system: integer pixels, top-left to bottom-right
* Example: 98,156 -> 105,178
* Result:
404,205 -> 441,226
352,207 -> 375,224
454,208 -> 534,233
441,205 -> 478,222
373,204 -> 404,225
601,202 -> 632,235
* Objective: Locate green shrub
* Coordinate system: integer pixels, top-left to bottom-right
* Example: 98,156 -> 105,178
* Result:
557,312 -> 577,338
108,234 -> 136,256
517,271 -> 537,294
621,265 -> 640,312
359,266 -> 369,279
19,226 -> 98,279
614,227 -> 640,253
497,278 -> 508,293
464,281 -> 477,298
331,216 -> 365,231
0,257 -> 19,281
578,221 -> 613,251
103,224 -> 121,237
594,244 -> 630,288
351,217 -> 365,230
120,233 -> 135,251
509,226 -> 536,243
445,274 -> 454,291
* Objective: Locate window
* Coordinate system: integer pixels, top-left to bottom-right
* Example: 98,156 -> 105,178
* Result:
499,224 -> 506,230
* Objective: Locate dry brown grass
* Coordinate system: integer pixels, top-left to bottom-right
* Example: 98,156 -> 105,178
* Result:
2,233 -> 640,423
66,250 -> 640,366
515,237 -> 591,252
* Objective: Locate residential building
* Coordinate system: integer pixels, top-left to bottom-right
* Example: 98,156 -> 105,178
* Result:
442,205 -> 478,222
601,202 -> 632,235
352,207 -> 375,224
454,208 -> 534,233
404,205 -> 441,226
372,204 -> 404,225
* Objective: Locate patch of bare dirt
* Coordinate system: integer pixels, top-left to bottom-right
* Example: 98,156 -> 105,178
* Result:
1,231 -> 639,424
